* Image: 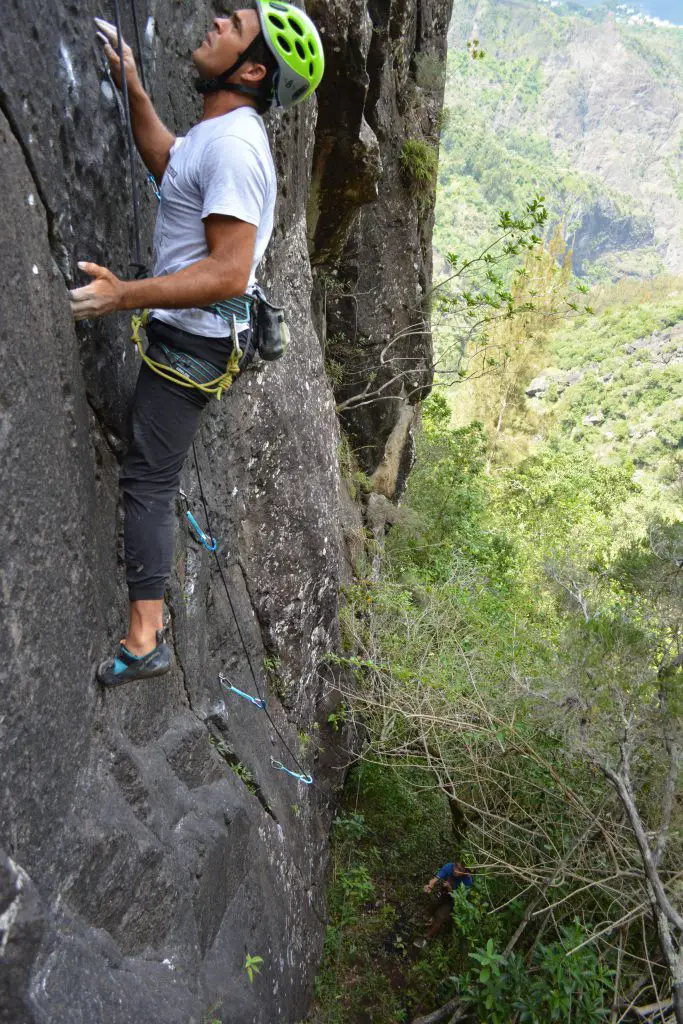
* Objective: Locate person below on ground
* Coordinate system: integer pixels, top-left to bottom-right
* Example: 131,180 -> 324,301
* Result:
416,860 -> 473,945
68,3 -> 324,687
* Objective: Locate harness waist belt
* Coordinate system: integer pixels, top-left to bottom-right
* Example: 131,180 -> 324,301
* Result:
152,343 -> 225,387
203,294 -> 253,324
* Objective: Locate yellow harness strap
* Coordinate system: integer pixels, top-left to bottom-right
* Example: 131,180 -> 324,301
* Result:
130,310 -> 242,401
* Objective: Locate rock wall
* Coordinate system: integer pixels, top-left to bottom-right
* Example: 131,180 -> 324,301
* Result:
309,0 -> 453,488
0,1 -> 451,1022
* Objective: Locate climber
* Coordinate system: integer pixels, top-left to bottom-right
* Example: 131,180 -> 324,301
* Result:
414,860 -> 474,947
68,3 -> 324,686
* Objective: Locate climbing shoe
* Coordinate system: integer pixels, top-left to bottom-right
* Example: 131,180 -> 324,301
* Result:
97,630 -> 172,687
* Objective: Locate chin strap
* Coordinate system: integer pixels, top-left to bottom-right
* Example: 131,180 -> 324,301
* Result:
196,80 -> 266,102
195,32 -> 271,104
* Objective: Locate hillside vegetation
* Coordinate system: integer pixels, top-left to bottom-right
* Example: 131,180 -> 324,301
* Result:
307,3 -> 683,1023
436,0 -> 683,282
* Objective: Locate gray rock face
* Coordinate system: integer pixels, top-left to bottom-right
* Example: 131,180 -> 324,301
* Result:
0,1 -> 450,1022
525,369 -> 584,398
309,0 -> 454,490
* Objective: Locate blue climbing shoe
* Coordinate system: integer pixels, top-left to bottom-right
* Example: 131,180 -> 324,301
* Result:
97,630 -> 173,687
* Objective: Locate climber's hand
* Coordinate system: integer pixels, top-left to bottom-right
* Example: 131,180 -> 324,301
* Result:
94,17 -> 142,94
69,262 -> 126,320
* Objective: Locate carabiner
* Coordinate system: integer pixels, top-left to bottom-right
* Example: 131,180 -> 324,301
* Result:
186,510 -> 217,552
271,757 -> 313,786
219,673 -> 266,711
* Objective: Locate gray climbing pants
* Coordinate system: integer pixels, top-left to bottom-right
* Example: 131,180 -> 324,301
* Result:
120,318 -> 228,601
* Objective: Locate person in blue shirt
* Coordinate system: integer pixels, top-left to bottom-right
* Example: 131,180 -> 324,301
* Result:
416,860 -> 474,946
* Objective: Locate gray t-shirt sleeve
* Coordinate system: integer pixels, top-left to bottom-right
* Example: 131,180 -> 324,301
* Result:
200,134 -> 268,226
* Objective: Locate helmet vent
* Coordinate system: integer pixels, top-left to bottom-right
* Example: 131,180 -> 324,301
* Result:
309,61 -> 314,76
308,40 -> 316,56
295,40 -> 306,59
268,13 -> 285,29
277,33 -> 292,53
270,1 -> 288,10
288,17 -> 305,36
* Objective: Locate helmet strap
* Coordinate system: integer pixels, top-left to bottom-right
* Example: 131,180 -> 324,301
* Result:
195,32 -> 267,97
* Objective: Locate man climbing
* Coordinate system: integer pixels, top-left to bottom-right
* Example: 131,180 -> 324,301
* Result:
415,860 -> 474,946
68,3 -> 324,686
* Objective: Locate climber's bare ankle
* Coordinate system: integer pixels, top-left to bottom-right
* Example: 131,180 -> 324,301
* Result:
126,599 -> 164,655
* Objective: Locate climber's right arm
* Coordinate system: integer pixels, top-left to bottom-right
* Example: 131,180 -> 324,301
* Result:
126,87 -> 176,183
95,18 -> 175,183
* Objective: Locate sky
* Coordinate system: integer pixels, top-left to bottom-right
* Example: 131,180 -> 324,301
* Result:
571,0 -> 683,20
641,0 -> 683,19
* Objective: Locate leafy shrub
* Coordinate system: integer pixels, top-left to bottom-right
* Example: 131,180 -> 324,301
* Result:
400,138 -> 439,202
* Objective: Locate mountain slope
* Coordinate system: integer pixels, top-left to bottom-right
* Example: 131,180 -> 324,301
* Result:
437,0 -> 683,280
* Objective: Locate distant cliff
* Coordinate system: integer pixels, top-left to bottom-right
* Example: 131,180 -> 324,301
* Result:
439,0 -> 683,280
0,1 -> 451,1022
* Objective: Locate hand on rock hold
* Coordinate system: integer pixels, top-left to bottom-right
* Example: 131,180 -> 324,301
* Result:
94,17 -> 142,94
69,262 -> 126,321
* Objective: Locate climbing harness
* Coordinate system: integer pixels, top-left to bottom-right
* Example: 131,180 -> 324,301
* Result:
131,157 -> 282,398
130,309 -> 244,400
108,0 -> 314,787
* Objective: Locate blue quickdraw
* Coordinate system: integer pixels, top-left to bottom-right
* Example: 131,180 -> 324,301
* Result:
186,510 -> 217,552
271,757 -> 313,786
219,673 -> 266,711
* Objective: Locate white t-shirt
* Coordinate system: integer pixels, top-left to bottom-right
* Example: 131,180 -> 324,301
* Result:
150,106 -> 276,337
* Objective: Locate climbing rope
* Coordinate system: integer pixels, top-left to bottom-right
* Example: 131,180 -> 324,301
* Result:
127,0 -> 147,93
112,0 -> 145,275
108,0 -> 315,787
190,443 -> 315,787
130,311 -> 243,400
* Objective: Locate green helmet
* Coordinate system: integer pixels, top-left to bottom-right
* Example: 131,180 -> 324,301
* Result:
255,1 -> 325,109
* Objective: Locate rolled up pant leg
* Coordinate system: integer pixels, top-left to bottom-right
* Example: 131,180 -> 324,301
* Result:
120,363 -> 209,601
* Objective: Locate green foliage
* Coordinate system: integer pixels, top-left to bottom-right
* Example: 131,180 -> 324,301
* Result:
459,927 -> 613,1023
436,0 -> 683,282
337,865 -> 376,918
400,138 -> 439,201
466,37 -> 486,60
309,5 -> 683,1018
310,378 -> 681,1020
244,953 -> 263,985
327,702 -> 347,732
298,730 -> 311,756
309,766 -> 462,1024
220,758 -> 257,795
324,357 -> 344,387
203,1001 -> 223,1024
536,286 -> 683,499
